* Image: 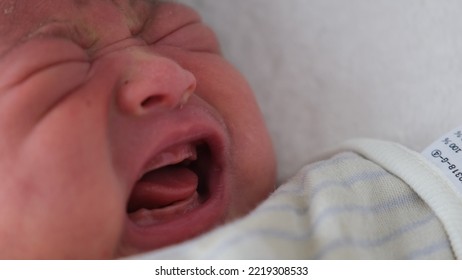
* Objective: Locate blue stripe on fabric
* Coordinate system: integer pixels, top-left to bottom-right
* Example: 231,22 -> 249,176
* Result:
274,169 -> 391,199
201,194 -> 432,259
312,214 -> 437,259
257,172 -> 412,217
274,153 -> 361,195
308,170 -> 391,199
307,152 -> 359,172
406,239 -> 453,259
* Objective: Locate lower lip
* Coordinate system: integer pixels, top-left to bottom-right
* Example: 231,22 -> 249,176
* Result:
127,192 -> 201,227
121,158 -> 228,255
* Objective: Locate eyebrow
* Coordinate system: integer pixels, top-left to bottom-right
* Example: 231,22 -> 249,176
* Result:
32,0 -> 161,42
0,0 -> 162,59
73,0 -> 158,8
73,0 -> 90,7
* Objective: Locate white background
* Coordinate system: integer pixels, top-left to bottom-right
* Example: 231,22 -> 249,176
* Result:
178,0 -> 462,181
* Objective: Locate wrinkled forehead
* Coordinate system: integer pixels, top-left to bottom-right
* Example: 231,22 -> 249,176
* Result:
0,0 -> 159,24
0,0 -> 160,55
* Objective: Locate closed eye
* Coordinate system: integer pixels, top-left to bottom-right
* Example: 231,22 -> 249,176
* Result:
151,22 -> 221,54
139,3 -> 219,53
0,38 -> 90,89
0,38 -> 91,132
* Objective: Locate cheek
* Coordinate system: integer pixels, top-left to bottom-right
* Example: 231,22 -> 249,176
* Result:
191,57 -> 277,215
0,85 -> 125,258
225,98 -> 276,216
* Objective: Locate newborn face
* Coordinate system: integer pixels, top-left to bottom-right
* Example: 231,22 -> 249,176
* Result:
0,0 -> 275,258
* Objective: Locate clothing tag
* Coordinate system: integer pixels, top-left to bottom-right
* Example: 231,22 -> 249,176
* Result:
423,126 -> 462,195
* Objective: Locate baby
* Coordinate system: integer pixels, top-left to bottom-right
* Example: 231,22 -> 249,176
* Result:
3,0 -> 462,260
0,0 -> 276,258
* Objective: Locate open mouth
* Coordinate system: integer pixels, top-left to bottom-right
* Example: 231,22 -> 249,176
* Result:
127,141 -> 212,226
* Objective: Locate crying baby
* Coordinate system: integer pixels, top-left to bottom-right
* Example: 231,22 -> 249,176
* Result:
0,0 -> 276,259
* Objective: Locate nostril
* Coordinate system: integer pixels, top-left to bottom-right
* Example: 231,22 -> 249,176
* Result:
140,95 -> 165,109
140,88 -> 193,111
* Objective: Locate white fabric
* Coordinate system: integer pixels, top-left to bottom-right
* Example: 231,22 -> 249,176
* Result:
177,0 -> 462,181
132,139 -> 462,259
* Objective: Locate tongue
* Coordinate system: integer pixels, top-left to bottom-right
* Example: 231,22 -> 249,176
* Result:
128,166 -> 198,213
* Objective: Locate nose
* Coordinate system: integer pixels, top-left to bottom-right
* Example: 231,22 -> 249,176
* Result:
117,51 -> 196,115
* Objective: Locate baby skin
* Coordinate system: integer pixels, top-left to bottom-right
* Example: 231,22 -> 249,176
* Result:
0,0 -> 276,258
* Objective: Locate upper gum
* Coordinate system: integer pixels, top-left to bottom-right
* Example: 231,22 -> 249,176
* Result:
143,143 -> 197,174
